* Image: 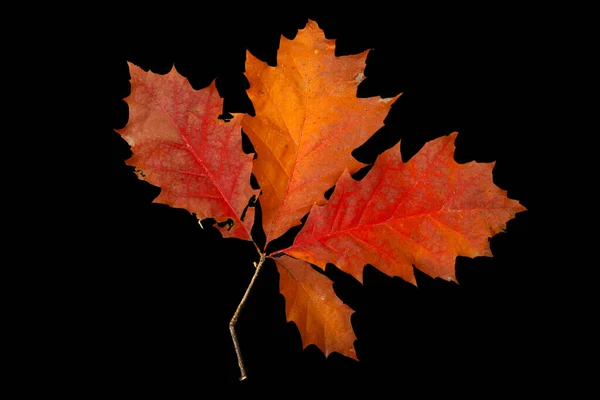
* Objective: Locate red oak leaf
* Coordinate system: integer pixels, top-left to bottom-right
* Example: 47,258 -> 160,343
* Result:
280,132 -> 526,285
116,62 -> 259,241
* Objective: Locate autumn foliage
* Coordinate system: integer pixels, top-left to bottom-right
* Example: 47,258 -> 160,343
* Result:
116,20 -> 525,367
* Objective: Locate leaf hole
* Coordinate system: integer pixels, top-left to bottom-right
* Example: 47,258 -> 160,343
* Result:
217,112 -> 233,122
216,218 -> 234,231
240,194 -> 257,222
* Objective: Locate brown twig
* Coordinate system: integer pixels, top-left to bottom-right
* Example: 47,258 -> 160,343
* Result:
229,252 -> 266,380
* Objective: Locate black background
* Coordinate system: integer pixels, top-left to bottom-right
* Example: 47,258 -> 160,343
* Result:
88,9 -> 549,397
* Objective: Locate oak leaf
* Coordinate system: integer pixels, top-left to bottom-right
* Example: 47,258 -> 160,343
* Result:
274,255 -> 357,359
278,132 -> 526,286
242,20 -> 399,244
116,63 -> 258,241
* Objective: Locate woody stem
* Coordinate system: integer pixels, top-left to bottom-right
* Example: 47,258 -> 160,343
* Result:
229,252 -> 266,381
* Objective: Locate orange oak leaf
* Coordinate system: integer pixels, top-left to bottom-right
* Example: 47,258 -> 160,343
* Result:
274,255 -> 357,360
242,20 -> 399,244
278,132 -> 527,285
116,62 -> 259,241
